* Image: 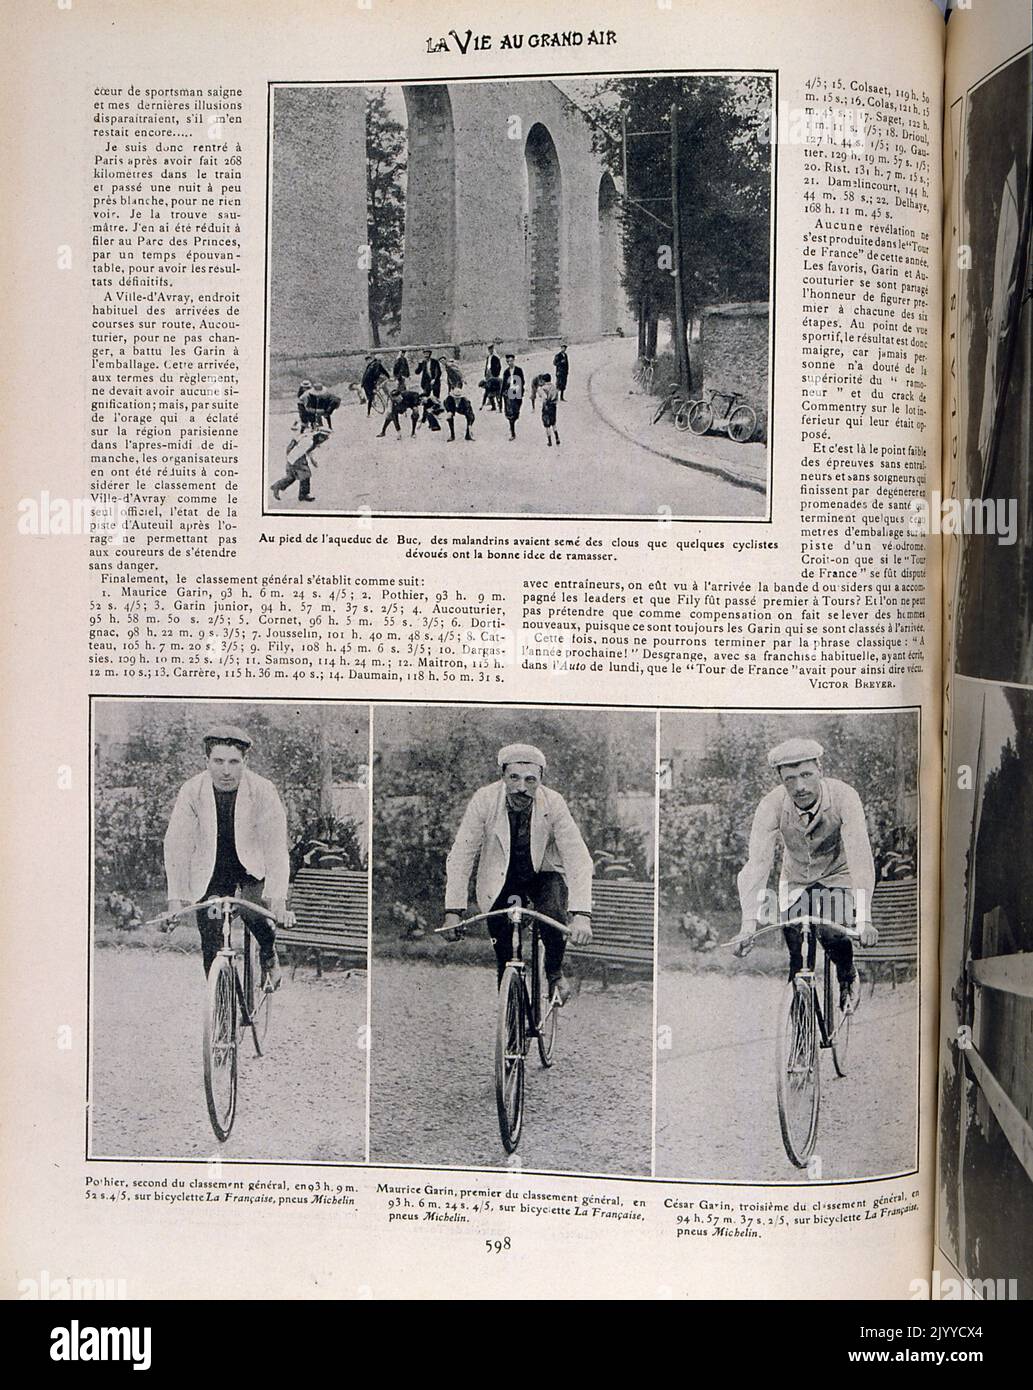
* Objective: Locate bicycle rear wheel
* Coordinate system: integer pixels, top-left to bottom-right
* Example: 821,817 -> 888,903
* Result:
495,967 -> 525,1153
203,957 -> 238,1141
825,956 -> 854,1078
535,935 -> 557,1068
727,404 -> 757,442
775,979 -> 820,1166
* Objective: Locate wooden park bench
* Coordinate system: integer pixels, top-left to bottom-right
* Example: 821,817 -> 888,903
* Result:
278,867 -> 368,977
862,876 -> 919,994
568,879 -> 655,988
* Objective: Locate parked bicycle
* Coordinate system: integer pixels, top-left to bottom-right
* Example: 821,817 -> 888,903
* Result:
681,389 -> 757,443
651,380 -> 692,426
632,356 -> 656,392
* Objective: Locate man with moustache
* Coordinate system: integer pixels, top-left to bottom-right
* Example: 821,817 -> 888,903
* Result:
442,743 -> 593,1003
735,738 -> 879,1012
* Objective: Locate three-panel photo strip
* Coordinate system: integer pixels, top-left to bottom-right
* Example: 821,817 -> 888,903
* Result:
88,696 -> 921,1187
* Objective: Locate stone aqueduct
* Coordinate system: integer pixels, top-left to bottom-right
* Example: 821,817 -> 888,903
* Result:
270,81 -> 627,360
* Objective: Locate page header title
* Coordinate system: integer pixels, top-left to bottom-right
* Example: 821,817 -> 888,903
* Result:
426,29 -> 618,55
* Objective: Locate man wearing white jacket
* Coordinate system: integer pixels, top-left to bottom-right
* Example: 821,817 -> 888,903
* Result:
164,724 -> 290,985
443,743 -> 594,1002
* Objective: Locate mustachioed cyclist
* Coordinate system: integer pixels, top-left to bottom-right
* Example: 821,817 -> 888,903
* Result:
736,738 -> 879,1013
442,743 -> 593,1003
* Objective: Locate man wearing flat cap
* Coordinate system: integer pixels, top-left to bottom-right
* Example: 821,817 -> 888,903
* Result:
164,724 -> 290,986
443,743 -> 593,1002
736,737 -> 878,1012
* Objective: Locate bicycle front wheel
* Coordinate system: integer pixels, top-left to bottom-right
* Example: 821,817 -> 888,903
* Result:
535,937 -> 557,1068
775,979 -> 820,1166
686,401 -> 713,435
495,967 -> 525,1153
203,957 -> 238,1142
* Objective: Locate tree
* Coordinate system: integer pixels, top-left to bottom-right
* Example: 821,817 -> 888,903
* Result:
366,89 -> 407,346
581,76 -> 771,387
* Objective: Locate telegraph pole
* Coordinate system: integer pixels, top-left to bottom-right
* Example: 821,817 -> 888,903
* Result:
669,101 -> 689,387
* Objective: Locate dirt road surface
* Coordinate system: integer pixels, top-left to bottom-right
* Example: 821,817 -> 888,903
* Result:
656,972 -> 919,1183
90,949 -> 367,1163
370,960 -> 653,1176
266,338 -> 764,519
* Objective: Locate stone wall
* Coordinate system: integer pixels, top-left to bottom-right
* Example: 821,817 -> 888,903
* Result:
699,301 -> 770,442
269,86 -> 369,357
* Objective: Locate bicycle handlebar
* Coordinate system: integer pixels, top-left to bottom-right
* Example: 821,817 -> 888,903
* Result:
434,907 -> 573,938
724,915 -> 862,951
143,895 -> 281,930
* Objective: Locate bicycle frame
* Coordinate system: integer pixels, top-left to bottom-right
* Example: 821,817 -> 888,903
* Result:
436,905 -> 569,1029
151,894 -> 279,1044
729,912 -> 861,1039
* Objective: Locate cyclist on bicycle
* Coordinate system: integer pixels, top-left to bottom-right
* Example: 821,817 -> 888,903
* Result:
442,743 -> 593,1003
735,738 -> 879,1013
163,725 -> 290,988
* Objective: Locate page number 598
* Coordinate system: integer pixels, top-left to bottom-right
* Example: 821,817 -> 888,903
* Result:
486,1238 -> 511,1254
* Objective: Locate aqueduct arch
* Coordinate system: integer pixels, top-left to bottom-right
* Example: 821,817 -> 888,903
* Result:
399,85 -> 456,347
523,123 -> 563,339
598,173 -> 622,337
270,80 -> 629,360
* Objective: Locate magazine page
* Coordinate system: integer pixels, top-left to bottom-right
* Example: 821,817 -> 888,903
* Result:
936,0 -> 1033,1300
1,0 -> 944,1304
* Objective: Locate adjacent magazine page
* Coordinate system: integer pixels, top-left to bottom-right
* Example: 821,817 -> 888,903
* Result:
2,0 -> 945,1301
936,1 -> 1033,1301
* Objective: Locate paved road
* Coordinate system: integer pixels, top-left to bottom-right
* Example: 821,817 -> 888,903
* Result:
655,972 -> 919,1183
370,960 -> 653,1176
266,337 -> 764,519
90,949 -> 367,1163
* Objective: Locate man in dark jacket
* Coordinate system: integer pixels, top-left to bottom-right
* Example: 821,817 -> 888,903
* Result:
418,348 -> 442,399
360,355 -> 389,414
300,383 -> 341,428
393,348 -> 411,384
378,384 -> 423,439
501,354 -> 525,440
482,344 -> 503,409
553,345 -> 569,400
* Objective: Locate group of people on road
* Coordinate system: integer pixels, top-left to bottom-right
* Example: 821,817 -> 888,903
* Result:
270,343 -> 573,504
369,342 -> 571,446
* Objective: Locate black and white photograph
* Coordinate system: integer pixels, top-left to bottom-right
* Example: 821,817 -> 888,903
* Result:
264,72 -> 774,520
368,705 -> 655,1175
655,709 -> 920,1183
953,49 -> 1032,686
937,678 -> 1033,1297
89,699 -> 370,1162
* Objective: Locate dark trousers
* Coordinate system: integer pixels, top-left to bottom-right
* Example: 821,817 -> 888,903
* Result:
782,884 -> 854,985
489,871 -> 568,985
272,456 -> 312,499
196,876 -> 275,976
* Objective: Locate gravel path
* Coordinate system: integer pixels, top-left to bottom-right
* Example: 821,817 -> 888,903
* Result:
90,949 -> 367,1163
655,971 -> 919,1183
370,960 -> 653,1176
